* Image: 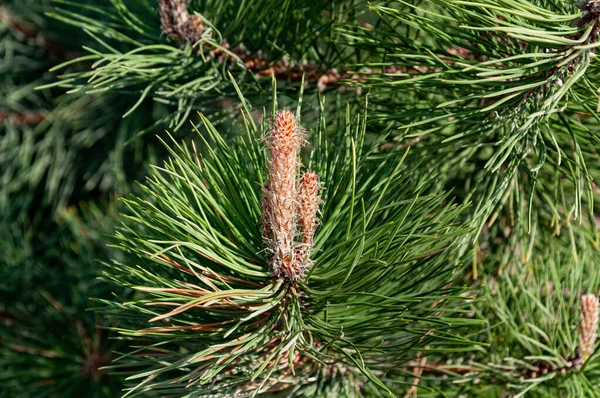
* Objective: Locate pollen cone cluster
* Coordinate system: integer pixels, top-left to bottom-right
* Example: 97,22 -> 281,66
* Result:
577,293 -> 599,367
158,0 -> 204,46
263,111 -> 321,281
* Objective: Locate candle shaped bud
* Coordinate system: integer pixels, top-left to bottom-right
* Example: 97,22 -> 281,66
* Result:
263,110 -> 304,280
577,293 -> 599,368
294,171 -> 321,276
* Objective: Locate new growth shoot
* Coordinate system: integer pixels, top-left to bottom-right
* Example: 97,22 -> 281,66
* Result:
262,111 -> 321,281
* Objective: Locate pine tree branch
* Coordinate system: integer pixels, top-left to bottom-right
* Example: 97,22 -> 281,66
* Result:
100,95 -> 480,396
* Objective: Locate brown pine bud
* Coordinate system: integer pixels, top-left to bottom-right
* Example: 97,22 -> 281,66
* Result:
577,293 -> 599,368
298,171 -> 320,246
263,110 -> 304,280
158,0 -> 203,46
294,171 -> 321,275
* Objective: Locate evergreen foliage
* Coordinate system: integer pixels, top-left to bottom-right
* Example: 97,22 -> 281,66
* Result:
2,0 -> 600,397
102,94 -> 480,396
337,0 -> 600,235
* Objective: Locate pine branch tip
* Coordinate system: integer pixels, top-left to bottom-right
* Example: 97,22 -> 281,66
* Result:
262,111 -> 320,282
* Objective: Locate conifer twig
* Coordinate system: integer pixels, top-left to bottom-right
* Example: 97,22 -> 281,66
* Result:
155,1 -> 449,93
403,347 -> 428,398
